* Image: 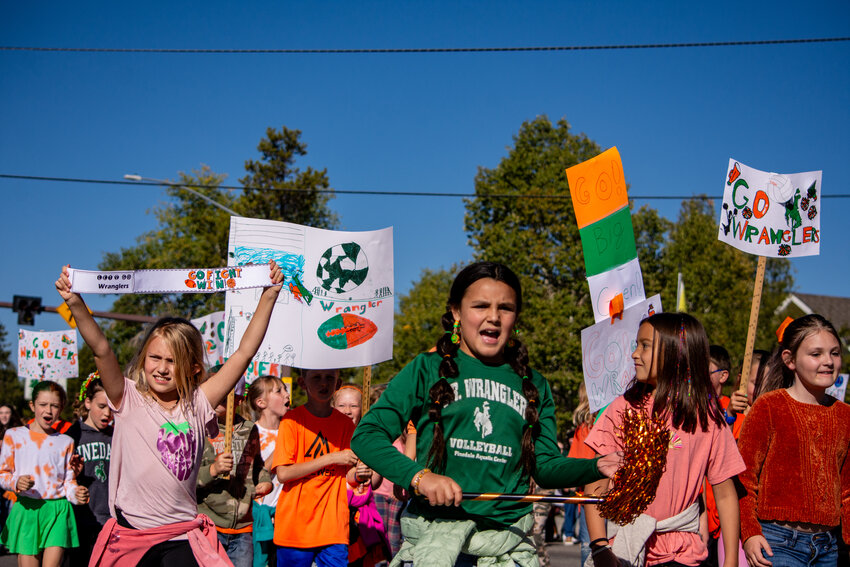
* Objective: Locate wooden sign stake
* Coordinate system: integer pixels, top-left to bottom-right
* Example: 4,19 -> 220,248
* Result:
362,365 -> 372,414
738,256 -> 767,394
222,389 -> 235,480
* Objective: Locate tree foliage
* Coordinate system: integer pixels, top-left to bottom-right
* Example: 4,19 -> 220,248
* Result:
239,126 -> 338,228
95,127 -> 338,369
0,323 -> 24,415
393,116 -> 794,437
653,198 -> 794,373
374,267 -> 456,382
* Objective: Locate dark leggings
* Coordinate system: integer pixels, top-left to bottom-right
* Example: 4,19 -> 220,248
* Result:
115,508 -> 199,567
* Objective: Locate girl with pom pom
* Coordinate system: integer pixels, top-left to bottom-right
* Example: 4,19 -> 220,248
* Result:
352,261 -> 620,566
584,313 -> 745,567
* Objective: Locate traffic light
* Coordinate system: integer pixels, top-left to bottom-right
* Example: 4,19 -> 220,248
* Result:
12,295 -> 43,326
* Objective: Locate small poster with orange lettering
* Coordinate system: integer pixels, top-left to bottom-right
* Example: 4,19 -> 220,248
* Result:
18,330 -> 78,399
718,159 -> 821,257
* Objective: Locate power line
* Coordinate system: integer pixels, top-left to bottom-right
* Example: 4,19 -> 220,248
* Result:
1,37 -> 848,55
2,173 -> 848,201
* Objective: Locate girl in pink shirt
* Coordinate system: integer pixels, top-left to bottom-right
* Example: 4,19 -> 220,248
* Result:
56,262 -> 283,567
584,312 -> 745,567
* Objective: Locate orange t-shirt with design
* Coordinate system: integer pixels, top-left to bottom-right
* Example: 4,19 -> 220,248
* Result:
270,406 -> 355,548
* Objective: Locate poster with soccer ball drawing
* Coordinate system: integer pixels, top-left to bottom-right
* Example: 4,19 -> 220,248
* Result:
224,217 -> 394,370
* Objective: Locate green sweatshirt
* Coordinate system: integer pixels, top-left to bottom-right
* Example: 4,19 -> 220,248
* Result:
351,350 -> 602,529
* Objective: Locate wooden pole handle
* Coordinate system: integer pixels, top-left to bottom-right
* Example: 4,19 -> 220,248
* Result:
222,390 -> 235,480
738,255 -> 767,394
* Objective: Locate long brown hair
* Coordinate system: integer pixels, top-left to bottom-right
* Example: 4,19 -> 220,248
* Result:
756,314 -> 841,396
426,262 -> 539,479
624,312 -> 724,433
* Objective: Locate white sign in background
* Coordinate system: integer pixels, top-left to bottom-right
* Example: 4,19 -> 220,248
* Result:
18,330 -> 78,399
224,217 -> 394,370
586,257 -> 646,323
581,294 -> 662,413
717,159 -> 822,258
827,373 -> 848,403
191,311 -> 226,369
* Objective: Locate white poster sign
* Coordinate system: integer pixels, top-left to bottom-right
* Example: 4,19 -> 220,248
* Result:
580,295 -> 662,413
718,159 -> 822,258
18,330 -> 78,399
191,311 -> 226,369
224,217 -> 394,370
586,257 -> 646,323
827,373 -> 848,403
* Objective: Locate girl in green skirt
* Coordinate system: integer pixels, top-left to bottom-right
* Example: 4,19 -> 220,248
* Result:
0,381 -> 88,567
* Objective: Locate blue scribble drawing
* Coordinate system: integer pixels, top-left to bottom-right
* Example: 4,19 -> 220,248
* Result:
233,247 -> 305,281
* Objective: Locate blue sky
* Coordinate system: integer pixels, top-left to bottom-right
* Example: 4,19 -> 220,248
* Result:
1,1 -> 848,367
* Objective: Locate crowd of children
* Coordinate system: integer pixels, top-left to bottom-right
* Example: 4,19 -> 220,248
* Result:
0,260 -> 845,567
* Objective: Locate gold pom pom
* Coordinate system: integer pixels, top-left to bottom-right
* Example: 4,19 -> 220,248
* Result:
598,407 -> 671,525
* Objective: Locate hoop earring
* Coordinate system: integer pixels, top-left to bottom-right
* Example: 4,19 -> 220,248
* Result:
450,320 -> 460,344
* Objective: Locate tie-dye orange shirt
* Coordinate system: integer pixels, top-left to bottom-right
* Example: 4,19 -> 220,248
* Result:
0,426 -> 80,503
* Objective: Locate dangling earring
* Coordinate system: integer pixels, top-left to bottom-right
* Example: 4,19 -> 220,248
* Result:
450,319 -> 460,344
508,328 -> 519,348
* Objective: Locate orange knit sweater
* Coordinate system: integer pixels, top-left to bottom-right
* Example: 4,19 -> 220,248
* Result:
737,389 -> 850,542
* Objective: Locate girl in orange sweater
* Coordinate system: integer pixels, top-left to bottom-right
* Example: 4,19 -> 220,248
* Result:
737,314 -> 848,567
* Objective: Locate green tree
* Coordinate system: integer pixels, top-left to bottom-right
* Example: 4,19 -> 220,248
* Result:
239,126 -> 338,228
0,323 -> 24,415
657,198 -> 793,374
374,267 -> 456,382
392,116 -> 794,436
464,116 -> 606,433
98,166 -> 233,365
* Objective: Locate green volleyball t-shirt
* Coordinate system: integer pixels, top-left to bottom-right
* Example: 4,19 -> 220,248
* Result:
352,350 -> 601,528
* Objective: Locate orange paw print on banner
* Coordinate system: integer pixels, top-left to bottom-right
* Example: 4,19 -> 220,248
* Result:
566,147 -> 628,229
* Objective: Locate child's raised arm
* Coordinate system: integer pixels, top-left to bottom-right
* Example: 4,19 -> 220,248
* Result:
56,266 -> 124,406
201,262 -> 283,408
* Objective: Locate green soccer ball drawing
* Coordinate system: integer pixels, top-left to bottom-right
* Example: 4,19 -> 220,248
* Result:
316,243 -> 369,293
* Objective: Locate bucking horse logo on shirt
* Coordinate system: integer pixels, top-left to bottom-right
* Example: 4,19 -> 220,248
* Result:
473,401 -> 493,439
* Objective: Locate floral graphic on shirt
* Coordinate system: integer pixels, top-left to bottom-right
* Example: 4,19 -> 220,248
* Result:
157,421 -> 196,481
473,401 -> 493,439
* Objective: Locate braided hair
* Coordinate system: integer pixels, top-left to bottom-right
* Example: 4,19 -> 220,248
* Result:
426,262 -> 540,479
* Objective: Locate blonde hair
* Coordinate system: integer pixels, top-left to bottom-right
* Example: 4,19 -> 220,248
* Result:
246,376 -> 281,420
333,384 -> 362,405
127,317 -> 206,411
572,382 -> 595,427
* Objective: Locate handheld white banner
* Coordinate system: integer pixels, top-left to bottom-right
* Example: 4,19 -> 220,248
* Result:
581,295 -> 662,413
68,265 -> 273,294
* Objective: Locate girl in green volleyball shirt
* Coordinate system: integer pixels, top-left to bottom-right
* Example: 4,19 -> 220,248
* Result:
352,262 -> 619,566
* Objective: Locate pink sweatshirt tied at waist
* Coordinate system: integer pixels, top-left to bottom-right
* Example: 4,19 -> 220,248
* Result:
88,513 -> 232,567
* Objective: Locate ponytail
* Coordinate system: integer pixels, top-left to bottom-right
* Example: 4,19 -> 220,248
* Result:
426,310 -> 461,473
505,336 -> 539,478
